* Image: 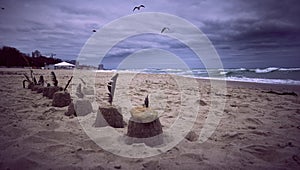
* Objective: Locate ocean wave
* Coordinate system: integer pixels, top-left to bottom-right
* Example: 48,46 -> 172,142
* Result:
278,67 -> 300,71
94,67 -> 300,84
255,67 -> 279,73
225,77 -> 300,85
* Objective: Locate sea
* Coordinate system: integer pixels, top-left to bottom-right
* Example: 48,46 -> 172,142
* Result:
97,67 -> 300,85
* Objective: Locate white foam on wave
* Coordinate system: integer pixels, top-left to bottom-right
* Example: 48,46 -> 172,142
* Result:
278,67 -> 300,71
224,77 -> 300,85
94,68 -> 300,85
191,76 -> 300,85
255,67 -> 279,73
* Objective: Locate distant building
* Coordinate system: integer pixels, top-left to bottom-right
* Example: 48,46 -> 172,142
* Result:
98,64 -> 104,70
32,50 -> 41,58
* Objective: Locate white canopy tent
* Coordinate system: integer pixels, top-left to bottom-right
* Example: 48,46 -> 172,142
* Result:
54,61 -> 75,69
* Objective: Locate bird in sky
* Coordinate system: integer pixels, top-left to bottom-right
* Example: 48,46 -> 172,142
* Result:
1,7 -> 4,10
133,5 -> 145,12
92,30 -> 96,32
161,27 -> 170,34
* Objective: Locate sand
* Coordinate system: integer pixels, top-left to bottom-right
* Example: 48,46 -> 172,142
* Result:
0,68 -> 300,169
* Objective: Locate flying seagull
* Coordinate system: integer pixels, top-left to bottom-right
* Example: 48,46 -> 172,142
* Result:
133,5 -> 145,12
161,27 -> 170,33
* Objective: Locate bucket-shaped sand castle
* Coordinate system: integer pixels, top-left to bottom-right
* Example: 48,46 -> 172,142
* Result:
125,95 -> 164,146
127,95 -> 162,137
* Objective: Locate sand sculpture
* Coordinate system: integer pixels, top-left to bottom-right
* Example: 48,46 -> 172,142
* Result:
125,95 -> 163,146
127,95 -> 162,137
22,70 -> 72,107
95,73 -> 125,128
65,78 -> 93,117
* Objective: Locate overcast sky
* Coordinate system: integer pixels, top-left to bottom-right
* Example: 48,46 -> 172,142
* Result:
1,0 -> 300,68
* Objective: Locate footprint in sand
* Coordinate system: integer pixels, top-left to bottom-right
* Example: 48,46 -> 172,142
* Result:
243,118 -> 263,126
3,157 -> 41,169
239,144 -> 278,162
179,153 -> 207,163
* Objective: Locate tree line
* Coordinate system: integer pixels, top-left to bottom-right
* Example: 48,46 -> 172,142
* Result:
0,46 -> 62,68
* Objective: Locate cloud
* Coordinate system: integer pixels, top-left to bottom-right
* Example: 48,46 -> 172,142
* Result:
0,0 -> 299,68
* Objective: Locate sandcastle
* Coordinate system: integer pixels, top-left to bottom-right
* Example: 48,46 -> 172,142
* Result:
23,70 -> 73,108
93,73 -> 163,146
95,73 -> 125,128
51,75 -> 72,107
43,72 -> 63,99
64,79 -> 93,117
125,95 -> 164,146
23,70 -> 164,146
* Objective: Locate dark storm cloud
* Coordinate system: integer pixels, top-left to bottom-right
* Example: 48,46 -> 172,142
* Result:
199,0 -> 300,41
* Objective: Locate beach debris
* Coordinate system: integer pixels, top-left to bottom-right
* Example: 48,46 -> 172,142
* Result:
95,106 -> 125,128
161,27 -> 170,33
133,5 -> 145,12
107,73 -> 118,105
51,71 -> 58,86
63,76 -> 73,91
264,90 -> 298,97
52,91 -> 71,107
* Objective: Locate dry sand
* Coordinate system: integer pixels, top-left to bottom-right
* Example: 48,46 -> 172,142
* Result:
0,68 -> 300,169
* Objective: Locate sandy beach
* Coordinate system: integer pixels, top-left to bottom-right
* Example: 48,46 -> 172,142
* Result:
0,68 -> 300,169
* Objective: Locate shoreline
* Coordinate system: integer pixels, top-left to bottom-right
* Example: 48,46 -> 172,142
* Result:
1,67 -> 299,94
